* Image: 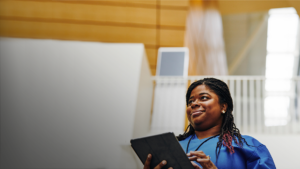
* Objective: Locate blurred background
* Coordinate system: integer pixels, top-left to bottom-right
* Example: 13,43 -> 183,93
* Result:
0,0 -> 300,169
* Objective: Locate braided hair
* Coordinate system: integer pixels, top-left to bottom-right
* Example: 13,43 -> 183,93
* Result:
177,78 -> 248,160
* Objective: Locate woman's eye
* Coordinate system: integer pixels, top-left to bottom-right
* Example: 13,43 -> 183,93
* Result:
188,100 -> 193,105
201,96 -> 208,100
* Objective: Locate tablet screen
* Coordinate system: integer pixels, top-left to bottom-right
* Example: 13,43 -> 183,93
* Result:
130,132 -> 194,169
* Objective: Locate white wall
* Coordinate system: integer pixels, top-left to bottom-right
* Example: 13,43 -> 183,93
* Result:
0,38 -> 153,169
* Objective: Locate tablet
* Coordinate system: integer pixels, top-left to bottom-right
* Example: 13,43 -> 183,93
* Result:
130,132 -> 194,169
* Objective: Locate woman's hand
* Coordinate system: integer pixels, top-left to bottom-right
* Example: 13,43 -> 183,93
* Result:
143,154 -> 173,169
187,151 -> 217,169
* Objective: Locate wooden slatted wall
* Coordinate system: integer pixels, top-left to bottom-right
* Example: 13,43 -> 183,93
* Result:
0,0 -> 189,75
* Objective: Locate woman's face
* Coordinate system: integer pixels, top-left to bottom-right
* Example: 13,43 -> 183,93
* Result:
186,84 -> 226,131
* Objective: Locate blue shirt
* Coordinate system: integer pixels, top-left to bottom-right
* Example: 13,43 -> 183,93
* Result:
179,134 -> 276,169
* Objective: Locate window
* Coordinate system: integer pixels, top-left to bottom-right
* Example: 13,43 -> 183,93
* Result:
264,7 -> 300,126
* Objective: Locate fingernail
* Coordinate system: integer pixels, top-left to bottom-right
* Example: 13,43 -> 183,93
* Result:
187,153 -> 190,156
148,154 -> 151,158
162,160 -> 167,165
197,158 -> 201,162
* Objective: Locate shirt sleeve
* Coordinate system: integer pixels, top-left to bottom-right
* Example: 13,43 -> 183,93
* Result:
246,144 -> 276,169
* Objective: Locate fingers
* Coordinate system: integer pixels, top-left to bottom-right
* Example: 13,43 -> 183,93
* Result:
154,160 -> 167,169
188,152 -> 217,169
197,155 -> 217,169
189,151 -> 207,158
144,154 -> 170,169
188,156 -> 198,161
196,155 -> 210,163
143,154 -> 152,169
187,151 -> 207,161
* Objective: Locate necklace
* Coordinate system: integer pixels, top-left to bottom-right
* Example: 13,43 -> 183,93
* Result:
185,134 -> 219,154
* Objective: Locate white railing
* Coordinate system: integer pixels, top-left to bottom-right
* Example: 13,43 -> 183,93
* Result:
150,76 -> 300,135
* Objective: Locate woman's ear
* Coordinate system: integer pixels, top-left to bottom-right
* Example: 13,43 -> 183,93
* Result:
222,103 -> 228,112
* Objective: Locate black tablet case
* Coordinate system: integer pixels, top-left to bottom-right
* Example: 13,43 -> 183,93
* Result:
130,132 -> 194,169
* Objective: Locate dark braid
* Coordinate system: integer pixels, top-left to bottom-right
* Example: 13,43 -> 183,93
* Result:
177,78 -> 249,160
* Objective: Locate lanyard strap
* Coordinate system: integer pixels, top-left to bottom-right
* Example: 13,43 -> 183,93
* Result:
186,134 -> 219,154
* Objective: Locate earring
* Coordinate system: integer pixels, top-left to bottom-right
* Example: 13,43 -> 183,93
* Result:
222,110 -> 226,114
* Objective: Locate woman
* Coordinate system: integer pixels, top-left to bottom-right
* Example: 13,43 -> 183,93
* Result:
144,78 -> 276,169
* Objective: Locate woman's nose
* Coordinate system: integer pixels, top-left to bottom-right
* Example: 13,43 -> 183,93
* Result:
191,99 -> 200,108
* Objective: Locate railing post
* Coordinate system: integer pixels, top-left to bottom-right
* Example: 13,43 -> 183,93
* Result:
236,79 -> 242,131
229,79 -> 236,123
256,79 -> 262,133
262,79 -> 267,134
242,79 -> 248,133
295,78 -> 300,134
249,79 -> 255,133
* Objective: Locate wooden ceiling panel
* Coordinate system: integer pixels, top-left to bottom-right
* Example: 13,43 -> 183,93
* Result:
160,8 -> 187,27
0,1 -> 157,26
159,29 -> 185,47
145,48 -> 158,67
288,0 -> 300,14
0,0 -> 191,76
119,0 -> 156,6
218,0 -> 291,15
8,0 -> 157,6
0,19 -> 157,45
150,68 -> 156,76
160,0 -> 189,8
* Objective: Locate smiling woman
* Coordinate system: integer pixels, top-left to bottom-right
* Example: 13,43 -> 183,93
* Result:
186,84 -> 226,133
143,78 -> 276,169
179,78 -> 276,169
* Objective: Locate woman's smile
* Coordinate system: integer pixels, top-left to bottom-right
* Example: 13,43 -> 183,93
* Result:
191,110 -> 205,117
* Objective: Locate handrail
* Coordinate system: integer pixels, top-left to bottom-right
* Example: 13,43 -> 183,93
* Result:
152,76 -> 300,81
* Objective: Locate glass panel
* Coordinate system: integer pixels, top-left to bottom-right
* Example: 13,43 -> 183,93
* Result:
264,96 -> 290,126
264,7 -> 299,126
267,36 -> 297,52
265,54 -> 294,78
